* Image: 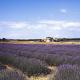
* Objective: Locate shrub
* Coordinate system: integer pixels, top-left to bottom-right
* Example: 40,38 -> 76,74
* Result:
45,54 -> 65,66
0,55 -> 51,76
13,57 -> 51,76
0,69 -> 28,80
49,64 -> 80,80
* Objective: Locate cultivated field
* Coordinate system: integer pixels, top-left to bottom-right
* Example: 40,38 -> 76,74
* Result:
1,40 -> 80,44
0,43 -> 80,80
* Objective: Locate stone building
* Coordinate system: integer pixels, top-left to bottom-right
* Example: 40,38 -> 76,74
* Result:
44,37 -> 53,42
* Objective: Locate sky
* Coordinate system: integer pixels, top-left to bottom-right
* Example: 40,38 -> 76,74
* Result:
0,0 -> 80,39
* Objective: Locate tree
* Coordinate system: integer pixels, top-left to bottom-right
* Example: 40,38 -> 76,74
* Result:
2,38 -> 7,41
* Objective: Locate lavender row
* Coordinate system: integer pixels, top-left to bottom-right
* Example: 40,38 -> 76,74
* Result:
0,43 -> 80,65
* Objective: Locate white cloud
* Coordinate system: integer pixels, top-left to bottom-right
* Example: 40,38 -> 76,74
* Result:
0,20 -> 80,30
0,21 -> 28,29
63,22 -> 80,28
39,20 -> 80,29
0,20 -> 80,38
60,9 -> 67,13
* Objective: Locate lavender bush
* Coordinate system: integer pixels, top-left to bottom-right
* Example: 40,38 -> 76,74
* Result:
0,69 -> 28,80
0,43 -> 80,76
49,64 -> 80,80
0,55 -> 51,76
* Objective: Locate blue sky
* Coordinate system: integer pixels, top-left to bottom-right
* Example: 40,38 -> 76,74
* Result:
0,0 -> 80,39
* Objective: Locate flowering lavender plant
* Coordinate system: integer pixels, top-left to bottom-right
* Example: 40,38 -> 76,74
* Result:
49,64 -> 80,80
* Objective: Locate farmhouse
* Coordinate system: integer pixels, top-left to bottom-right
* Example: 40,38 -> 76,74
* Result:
43,37 -> 80,42
44,37 -> 54,42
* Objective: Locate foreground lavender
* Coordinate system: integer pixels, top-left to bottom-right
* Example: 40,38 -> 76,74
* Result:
0,43 -> 80,79
50,64 -> 80,80
0,69 -> 28,80
0,43 -> 51,76
0,43 -> 80,66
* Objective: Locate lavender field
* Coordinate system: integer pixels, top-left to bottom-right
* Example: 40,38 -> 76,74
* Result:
0,43 -> 80,80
